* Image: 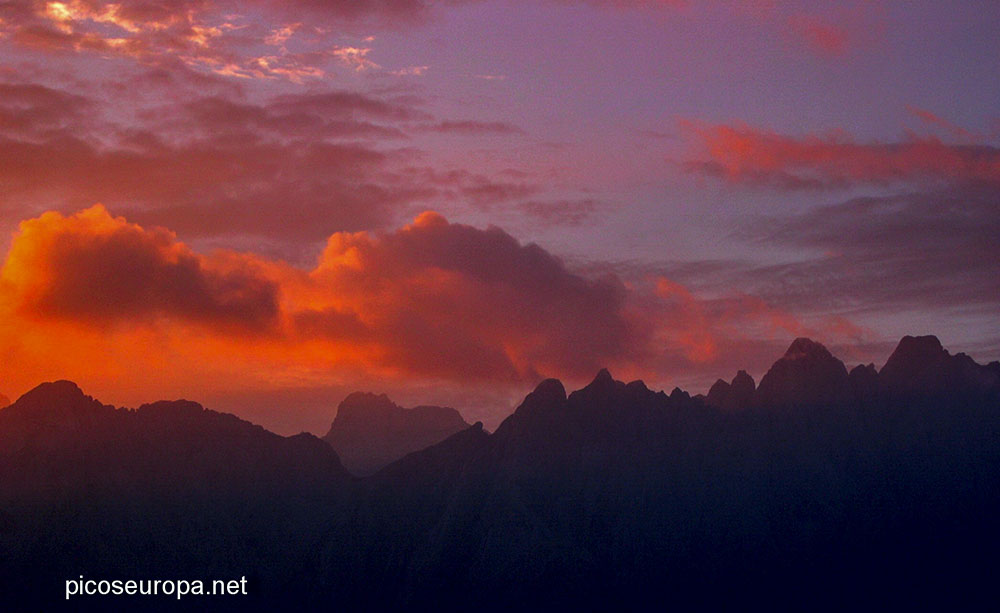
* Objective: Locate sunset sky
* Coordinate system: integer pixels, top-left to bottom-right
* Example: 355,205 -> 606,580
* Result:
0,0 -> 997,433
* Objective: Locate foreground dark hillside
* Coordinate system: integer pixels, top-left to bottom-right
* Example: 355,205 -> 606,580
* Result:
2,336 -> 999,611
0,382 -> 353,611
326,336 -> 1000,610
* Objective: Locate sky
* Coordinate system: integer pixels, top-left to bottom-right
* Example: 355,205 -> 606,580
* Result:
0,0 -> 997,433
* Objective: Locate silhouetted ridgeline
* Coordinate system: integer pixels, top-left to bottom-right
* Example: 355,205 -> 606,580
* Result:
2,335 -> 999,611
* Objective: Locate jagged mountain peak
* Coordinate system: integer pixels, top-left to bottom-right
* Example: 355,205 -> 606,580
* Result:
732,370 -> 755,389
880,335 -> 998,397
889,334 -> 944,357
669,387 -> 690,401
136,399 -> 207,417
579,368 -> 625,395
851,363 -> 878,376
336,392 -> 398,418
783,337 -> 835,360
626,379 -> 650,393
849,363 -> 880,404
526,378 -> 568,406
706,370 -> 755,411
17,380 -> 87,404
592,368 -> 615,386
707,379 -> 730,401
880,335 -> 946,377
505,379 -> 568,429
2,380 -> 111,423
755,338 -> 849,408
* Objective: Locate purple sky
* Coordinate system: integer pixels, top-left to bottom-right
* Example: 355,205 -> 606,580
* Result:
0,0 -> 997,433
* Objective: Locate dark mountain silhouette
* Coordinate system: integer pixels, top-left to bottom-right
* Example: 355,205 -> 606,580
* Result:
3,335 -> 1000,611
0,381 -> 352,611
324,336 -> 1000,610
0,380 -> 349,496
706,369 -> 755,410
879,334 -> 1000,400
323,392 -> 470,475
848,361 -> 880,404
754,337 -> 851,407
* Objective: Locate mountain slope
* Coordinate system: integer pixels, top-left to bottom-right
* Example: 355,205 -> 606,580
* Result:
322,336 -> 1000,610
0,382 -> 353,611
323,392 -> 470,475
754,337 -> 851,407
880,334 -> 1000,400
706,369 -> 755,410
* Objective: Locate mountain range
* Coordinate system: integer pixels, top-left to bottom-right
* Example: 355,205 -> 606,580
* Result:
2,335 -> 999,610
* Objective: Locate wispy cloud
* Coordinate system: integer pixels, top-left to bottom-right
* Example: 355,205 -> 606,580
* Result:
681,120 -> 1000,189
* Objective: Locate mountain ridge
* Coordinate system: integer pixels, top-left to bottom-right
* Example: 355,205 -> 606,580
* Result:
5,334 -> 999,447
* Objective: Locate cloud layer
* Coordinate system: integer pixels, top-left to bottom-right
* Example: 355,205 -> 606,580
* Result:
0,207 -> 644,388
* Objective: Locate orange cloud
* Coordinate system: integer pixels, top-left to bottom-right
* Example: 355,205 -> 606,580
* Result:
0,206 -> 641,398
2,205 -> 281,332
329,46 -> 379,71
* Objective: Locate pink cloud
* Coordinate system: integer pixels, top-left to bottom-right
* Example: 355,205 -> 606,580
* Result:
682,120 -> 1000,189
786,13 -> 849,56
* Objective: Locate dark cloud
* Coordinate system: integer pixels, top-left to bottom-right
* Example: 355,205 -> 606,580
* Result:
742,186 -> 1000,314
0,71 -> 559,255
0,131 -> 419,242
169,95 -> 410,140
0,82 -> 93,138
269,91 -> 431,122
108,61 -> 247,102
0,76 -> 445,246
397,168 -> 542,209
303,211 -> 642,381
516,199 -> 599,226
630,184 -> 1000,332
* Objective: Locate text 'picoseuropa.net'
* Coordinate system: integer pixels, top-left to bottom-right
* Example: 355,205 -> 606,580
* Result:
65,576 -> 248,600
